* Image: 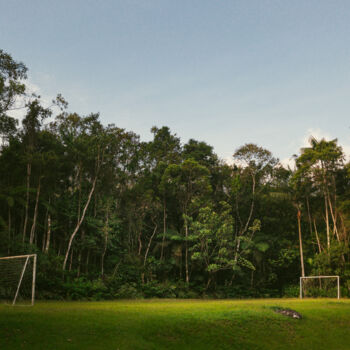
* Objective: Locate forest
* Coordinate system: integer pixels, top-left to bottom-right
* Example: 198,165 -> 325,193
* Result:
1,48 -> 349,300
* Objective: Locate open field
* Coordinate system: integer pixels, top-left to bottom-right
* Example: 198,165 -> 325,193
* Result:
1,298 -> 350,350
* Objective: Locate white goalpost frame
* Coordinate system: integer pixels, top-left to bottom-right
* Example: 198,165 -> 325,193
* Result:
300,275 -> 340,300
0,254 -> 37,306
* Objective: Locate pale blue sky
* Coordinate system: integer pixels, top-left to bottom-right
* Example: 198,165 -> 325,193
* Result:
1,0 -> 350,164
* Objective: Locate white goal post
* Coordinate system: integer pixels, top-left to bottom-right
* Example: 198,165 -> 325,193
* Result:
300,275 -> 340,299
0,254 -> 37,305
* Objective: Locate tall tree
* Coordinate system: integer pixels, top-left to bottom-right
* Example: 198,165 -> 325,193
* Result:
21,100 -> 51,243
0,49 -> 27,143
232,144 -> 277,262
162,159 -> 211,283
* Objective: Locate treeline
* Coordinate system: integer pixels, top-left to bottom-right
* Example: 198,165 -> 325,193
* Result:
0,49 -> 349,299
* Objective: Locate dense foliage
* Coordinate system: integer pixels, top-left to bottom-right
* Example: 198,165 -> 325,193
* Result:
1,49 -> 349,299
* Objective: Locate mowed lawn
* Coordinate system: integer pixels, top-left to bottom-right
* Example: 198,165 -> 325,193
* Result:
1,299 -> 350,350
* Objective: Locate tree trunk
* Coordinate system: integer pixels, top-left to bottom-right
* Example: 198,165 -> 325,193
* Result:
142,223 -> 158,284
45,214 -> 51,253
29,177 -> 41,244
63,175 -> 98,270
112,261 -> 121,278
206,276 -> 212,290
77,166 -> 82,223
327,193 -> 345,262
160,198 -> 166,260
313,219 -> 322,254
138,231 -> 142,256
58,240 -> 61,257
77,229 -> 85,277
185,220 -> 189,284
327,193 -> 339,242
22,162 -> 31,243
234,237 -> 241,263
243,173 -> 256,234
101,209 -> 109,277
324,195 -> 330,251
306,196 -> 313,237
42,212 -> 47,252
297,208 -> 305,277
339,213 -> 348,246
234,173 -> 256,264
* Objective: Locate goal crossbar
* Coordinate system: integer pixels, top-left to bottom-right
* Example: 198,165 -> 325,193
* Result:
0,254 -> 37,260
300,275 -> 340,299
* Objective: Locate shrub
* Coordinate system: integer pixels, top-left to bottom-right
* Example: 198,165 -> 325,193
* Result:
142,281 -> 177,298
282,285 -> 299,298
114,283 -> 143,299
63,277 -> 111,300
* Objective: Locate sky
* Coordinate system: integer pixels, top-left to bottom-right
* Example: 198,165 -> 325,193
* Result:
1,0 -> 350,166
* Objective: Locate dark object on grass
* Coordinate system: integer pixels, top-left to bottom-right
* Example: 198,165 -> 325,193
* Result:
273,307 -> 302,319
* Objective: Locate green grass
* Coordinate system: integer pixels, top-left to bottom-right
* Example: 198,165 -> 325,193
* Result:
1,298 -> 350,350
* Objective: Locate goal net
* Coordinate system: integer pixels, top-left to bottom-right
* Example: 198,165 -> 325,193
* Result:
0,254 -> 37,305
300,275 -> 340,299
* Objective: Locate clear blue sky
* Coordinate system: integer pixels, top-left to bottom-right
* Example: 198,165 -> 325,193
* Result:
1,0 -> 350,164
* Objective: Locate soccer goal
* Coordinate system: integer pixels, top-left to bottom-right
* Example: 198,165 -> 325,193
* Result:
300,275 -> 340,299
0,254 -> 37,305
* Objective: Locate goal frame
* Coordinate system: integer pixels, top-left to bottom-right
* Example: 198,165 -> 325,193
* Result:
300,275 -> 340,299
0,254 -> 37,306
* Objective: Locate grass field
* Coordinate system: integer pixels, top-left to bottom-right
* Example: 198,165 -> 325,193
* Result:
1,298 -> 350,350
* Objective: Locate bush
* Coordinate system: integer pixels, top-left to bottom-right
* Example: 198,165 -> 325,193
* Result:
142,281 -> 177,298
114,282 -> 143,299
282,285 -> 299,298
63,277 -> 111,300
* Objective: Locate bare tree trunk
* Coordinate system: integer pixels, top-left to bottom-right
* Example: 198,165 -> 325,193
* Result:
297,208 -> 305,277
324,195 -> 330,251
339,213 -> 348,246
42,206 -> 48,252
327,193 -> 339,241
142,223 -> 158,284
101,209 -> 109,277
77,166 -> 82,222
22,163 -> 31,243
235,173 -> 256,263
185,220 -> 189,284
160,198 -> 166,260
243,173 -> 256,234
327,193 -> 345,262
29,177 -> 41,244
112,261 -> 121,278
45,214 -> 51,253
138,231 -> 142,256
77,229 -> 85,277
313,219 -> 322,254
306,197 -> 313,237
63,175 -> 98,270
234,238 -> 241,263
206,275 -> 212,290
